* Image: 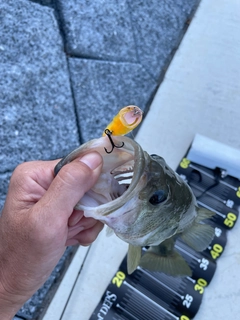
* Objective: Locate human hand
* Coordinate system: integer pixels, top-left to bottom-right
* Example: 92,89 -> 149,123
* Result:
0,152 -> 103,319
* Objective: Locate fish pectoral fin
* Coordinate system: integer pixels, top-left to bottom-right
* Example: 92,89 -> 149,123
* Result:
105,226 -> 114,237
195,206 -> 215,222
127,244 -> 142,274
139,244 -> 192,277
181,222 -> 214,252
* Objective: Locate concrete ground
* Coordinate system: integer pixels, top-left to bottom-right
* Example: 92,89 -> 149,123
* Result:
1,0 -> 240,319
1,1 -> 200,317
44,0 -> 240,319
0,0 -> 200,210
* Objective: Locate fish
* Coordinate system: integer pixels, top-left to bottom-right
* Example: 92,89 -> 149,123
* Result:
55,135 -> 214,276
102,105 -> 143,136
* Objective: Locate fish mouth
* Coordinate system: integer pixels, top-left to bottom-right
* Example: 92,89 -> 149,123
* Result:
73,135 -> 146,216
54,135 -> 146,216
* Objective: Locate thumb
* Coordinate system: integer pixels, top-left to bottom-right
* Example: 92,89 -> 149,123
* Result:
37,152 -> 102,220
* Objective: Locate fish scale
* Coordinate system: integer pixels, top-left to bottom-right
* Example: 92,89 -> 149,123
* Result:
175,240 -> 216,284
89,137 -> 239,320
55,134 -> 214,275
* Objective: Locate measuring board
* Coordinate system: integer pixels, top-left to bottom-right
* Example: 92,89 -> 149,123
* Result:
89,135 -> 240,320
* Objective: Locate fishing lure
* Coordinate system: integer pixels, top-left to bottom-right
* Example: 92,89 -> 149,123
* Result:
102,105 -> 143,137
104,129 -> 125,154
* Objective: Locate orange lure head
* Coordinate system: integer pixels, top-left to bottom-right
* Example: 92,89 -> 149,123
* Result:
103,105 -> 143,136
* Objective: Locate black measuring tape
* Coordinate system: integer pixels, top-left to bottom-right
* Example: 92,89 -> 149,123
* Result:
90,152 -> 240,320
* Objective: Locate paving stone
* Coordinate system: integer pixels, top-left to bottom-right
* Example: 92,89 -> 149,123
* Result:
1,0 -> 57,65
56,0 -> 137,62
0,0 -> 202,318
0,172 -> 11,212
29,0 -> 54,8
68,58 -> 157,142
0,0 -> 79,172
128,0 -> 201,80
56,0 -> 200,80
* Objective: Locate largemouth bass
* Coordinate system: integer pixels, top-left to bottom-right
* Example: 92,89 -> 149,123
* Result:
55,135 -> 214,276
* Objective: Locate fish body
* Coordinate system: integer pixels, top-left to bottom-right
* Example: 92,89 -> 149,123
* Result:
103,105 -> 143,136
55,135 -> 214,276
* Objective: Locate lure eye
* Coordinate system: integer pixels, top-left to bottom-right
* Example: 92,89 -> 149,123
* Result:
149,190 -> 167,205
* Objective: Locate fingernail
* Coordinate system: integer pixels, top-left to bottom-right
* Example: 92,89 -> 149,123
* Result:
80,152 -> 102,170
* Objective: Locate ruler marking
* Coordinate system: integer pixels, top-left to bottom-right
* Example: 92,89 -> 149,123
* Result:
189,164 -> 237,190
175,244 -> 200,262
123,281 -> 179,320
190,183 -> 225,203
138,267 -> 184,299
187,277 -> 196,284
116,303 -> 139,320
197,201 -> 226,218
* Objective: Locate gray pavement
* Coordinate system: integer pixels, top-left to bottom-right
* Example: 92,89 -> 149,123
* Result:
0,0 -> 200,317
0,0 -> 200,211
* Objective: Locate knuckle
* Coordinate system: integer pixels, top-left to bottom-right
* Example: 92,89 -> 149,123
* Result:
11,163 -> 28,180
10,163 -> 30,190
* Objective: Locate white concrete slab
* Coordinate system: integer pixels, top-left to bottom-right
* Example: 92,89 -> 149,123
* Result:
137,0 -> 240,170
43,246 -> 90,320
60,228 -> 128,320
47,0 -> 240,319
136,0 -> 240,319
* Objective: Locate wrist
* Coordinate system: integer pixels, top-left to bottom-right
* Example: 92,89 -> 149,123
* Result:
0,293 -> 21,320
0,277 -> 26,320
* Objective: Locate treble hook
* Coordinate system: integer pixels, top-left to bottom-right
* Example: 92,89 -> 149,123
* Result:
104,129 -> 124,154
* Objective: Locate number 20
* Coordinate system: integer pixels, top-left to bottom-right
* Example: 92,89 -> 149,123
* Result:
112,271 -> 126,288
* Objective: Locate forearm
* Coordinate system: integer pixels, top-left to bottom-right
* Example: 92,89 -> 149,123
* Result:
0,290 -> 23,320
0,238 -> 28,320
0,227 -> 27,319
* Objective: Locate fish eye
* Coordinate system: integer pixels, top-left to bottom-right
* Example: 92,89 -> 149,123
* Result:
150,154 -> 159,159
150,154 -> 163,161
149,190 -> 167,205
